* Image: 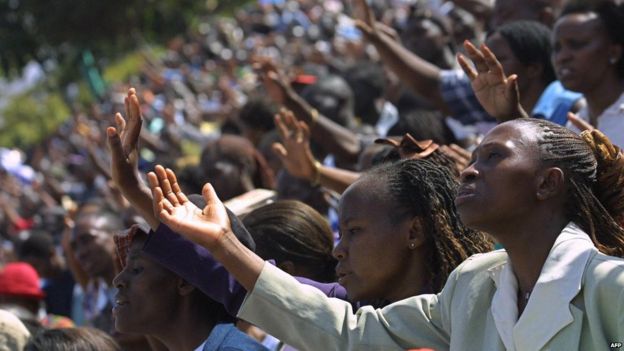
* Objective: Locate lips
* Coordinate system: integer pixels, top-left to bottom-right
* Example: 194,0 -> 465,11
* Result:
557,67 -> 575,80
112,296 -> 129,317
335,267 -> 352,286
455,185 -> 476,206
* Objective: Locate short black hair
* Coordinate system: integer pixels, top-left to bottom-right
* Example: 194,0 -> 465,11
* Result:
560,1 -> 624,78
490,20 -> 556,85
237,98 -> 276,131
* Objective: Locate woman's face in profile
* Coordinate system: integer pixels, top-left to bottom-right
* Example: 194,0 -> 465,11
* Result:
455,122 -> 542,233
334,178 -> 417,302
113,236 -> 179,335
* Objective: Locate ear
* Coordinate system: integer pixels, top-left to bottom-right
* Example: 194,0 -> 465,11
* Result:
536,167 -> 565,201
276,260 -> 296,275
177,278 -> 195,296
406,216 -> 427,250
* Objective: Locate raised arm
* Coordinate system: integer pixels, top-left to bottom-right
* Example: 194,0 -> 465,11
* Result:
457,41 -> 529,122
256,60 -> 362,164
272,109 -> 360,194
352,0 -> 448,114
106,88 -> 159,230
146,165 -> 451,350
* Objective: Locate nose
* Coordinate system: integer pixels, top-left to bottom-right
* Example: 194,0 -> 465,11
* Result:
112,269 -> 126,289
459,162 -> 478,183
332,238 -> 347,260
553,44 -> 571,67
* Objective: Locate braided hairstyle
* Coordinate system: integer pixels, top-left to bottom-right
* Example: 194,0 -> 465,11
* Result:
514,119 -> 624,257
364,159 -> 493,292
242,200 -> 337,282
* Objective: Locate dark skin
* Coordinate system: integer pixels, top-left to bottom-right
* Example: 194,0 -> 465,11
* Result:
553,13 -> 624,126
113,233 -> 216,351
72,214 -> 117,284
456,121 -> 568,313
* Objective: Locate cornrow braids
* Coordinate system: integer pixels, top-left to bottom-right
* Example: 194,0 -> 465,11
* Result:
366,159 -> 493,292
515,119 -> 624,257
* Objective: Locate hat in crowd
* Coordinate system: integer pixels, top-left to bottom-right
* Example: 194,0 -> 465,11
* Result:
0,309 -> 30,351
0,263 -> 45,300
114,195 -> 256,268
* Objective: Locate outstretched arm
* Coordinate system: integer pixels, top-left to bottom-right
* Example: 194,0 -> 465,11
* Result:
147,167 -> 265,290
353,0 -> 448,114
457,41 -> 529,122
272,109 -> 360,194
107,88 -> 159,230
255,60 -> 362,164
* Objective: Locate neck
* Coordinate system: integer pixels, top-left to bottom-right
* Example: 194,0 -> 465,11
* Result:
583,78 -> 624,121
153,307 -> 217,351
490,211 -> 568,296
385,250 -> 430,302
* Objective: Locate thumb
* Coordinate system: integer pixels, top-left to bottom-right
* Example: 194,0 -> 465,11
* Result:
107,127 -> 124,162
354,20 -> 373,35
567,112 -> 594,132
272,142 -> 288,160
507,74 -> 520,105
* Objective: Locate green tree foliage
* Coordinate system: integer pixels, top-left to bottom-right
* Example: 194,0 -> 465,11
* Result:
0,86 -> 69,148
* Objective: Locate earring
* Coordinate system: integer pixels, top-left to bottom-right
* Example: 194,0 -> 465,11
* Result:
409,243 -> 416,249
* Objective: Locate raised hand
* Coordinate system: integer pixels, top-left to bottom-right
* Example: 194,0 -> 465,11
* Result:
271,109 -> 318,182
107,88 -> 143,191
252,58 -> 292,105
458,40 -> 528,122
147,165 -> 231,250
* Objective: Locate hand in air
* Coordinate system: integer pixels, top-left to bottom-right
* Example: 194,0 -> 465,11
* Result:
458,40 -> 527,122
107,88 -> 143,190
147,165 -> 231,250
272,109 -> 318,182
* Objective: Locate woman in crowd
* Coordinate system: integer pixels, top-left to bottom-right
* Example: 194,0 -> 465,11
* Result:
109,87 -> 493,314
150,116 -> 624,350
553,1 -> 624,146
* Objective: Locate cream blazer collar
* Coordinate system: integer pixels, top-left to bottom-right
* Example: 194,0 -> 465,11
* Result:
488,222 -> 595,350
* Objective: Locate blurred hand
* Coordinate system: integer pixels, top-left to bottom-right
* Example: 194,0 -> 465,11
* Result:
252,58 -> 291,105
107,88 -> 143,191
147,165 -> 231,250
272,109 -> 318,182
458,41 -> 527,122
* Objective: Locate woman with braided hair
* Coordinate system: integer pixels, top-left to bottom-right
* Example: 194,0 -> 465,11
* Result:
149,112 -> 624,349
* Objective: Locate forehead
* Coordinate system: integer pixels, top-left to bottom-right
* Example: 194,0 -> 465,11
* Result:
480,122 -> 539,152
339,177 -> 392,221
554,13 -> 602,34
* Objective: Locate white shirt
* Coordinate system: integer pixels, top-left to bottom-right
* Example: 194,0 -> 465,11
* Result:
489,222 -> 595,351
567,92 -> 624,147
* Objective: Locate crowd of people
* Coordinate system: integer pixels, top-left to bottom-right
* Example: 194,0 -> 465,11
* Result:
0,0 -> 623,350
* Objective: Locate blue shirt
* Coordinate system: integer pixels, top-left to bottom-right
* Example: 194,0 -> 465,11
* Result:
439,70 -> 582,126
199,323 -> 269,351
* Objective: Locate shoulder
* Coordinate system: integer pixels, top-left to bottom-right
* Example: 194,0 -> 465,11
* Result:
585,252 -> 624,287
208,323 -> 269,351
451,250 -> 508,277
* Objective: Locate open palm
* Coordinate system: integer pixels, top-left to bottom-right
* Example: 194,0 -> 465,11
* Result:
147,165 -> 231,250
458,41 -> 524,122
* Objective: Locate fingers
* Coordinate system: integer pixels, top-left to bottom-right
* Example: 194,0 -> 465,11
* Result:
463,40 -> 488,74
272,142 -> 288,160
115,112 -> 127,132
165,167 -> 189,205
507,74 -> 520,106
481,44 -> 506,81
567,112 -> 594,132
147,171 -> 173,218
154,165 -> 179,206
123,88 -> 142,154
275,112 -> 290,141
354,19 -> 373,36
457,53 -> 478,81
